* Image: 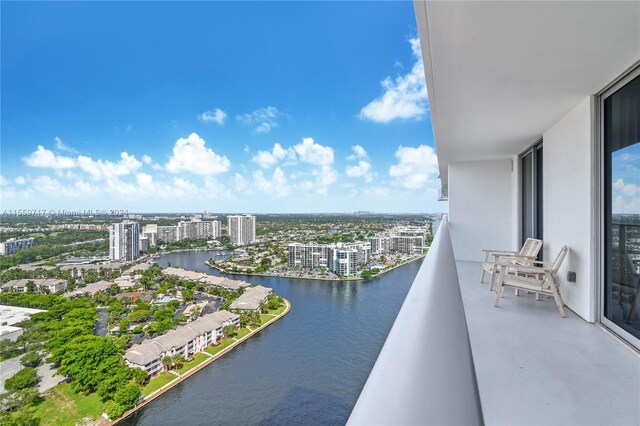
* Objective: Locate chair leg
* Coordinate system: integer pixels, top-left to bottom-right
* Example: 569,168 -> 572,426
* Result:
546,273 -> 565,317
480,267 -> 486,283
515,289 -> 519,296
494,279 -> 504,307
535,293 -> 540,302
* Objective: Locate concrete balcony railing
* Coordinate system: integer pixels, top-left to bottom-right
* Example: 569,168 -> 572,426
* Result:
348,218 -> 484,425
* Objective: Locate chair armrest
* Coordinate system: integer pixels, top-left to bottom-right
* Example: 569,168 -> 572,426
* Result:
482,250 -> 518,255
499,263 -> 551,274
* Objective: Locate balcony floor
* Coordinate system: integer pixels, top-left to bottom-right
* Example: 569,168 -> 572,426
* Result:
457,261 -> 640,426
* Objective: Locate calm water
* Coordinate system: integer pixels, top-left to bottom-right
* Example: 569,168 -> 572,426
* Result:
123,250 -> 422,426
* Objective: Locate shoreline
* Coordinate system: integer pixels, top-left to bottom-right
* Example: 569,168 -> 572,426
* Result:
204,254 -> 426,282
111,298 -> 291,425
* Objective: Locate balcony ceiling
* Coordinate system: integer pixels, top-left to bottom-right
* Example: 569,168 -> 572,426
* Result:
414,1 -> 640,195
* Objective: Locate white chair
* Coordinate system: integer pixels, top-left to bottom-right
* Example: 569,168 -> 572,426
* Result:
480,238 -> 543,290
494,246 -> 569,317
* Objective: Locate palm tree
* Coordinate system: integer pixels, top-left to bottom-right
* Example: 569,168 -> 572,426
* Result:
162,356 -> 173,371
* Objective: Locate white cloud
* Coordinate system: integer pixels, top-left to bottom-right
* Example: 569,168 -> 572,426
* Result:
360,37 -> 429,123
14,176 -> 26,185
199,108 -> 227,125
347,145 -> 368,160
236,106 -> 282,133
55,137 -> 78,154
165,133 -> 231,176
293,137 -> 334,166
612,178 -> 640,214
77,152 -> 142,180
346,145 -> 373,182
24,146 -> 76,169
346,160 -> 373,182
389,145 -> 438,189
252,143 -> 295,168
311,165 -> 338,194
252,167 -> 291,197
0,176 -> 8,186
142,155 -> 153,164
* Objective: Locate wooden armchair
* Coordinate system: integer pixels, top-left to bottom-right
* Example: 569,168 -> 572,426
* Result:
481,238 -> 543,290
494,246 -> 569,317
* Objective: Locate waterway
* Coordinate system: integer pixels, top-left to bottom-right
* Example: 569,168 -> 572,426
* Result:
122,250 -> 423,426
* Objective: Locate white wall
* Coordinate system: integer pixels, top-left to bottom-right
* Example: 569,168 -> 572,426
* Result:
449,159 -> 514,262
543,97 -> 594,322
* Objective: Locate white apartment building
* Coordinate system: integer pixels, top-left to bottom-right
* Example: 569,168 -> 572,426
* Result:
228,214 -> 256,246
329,247 -> 358,277
109,221 -> 140,261
157,225 -> 178,244
0,237 -> 35,255
350,3 -> 640,425
177,218 -> 221,240
142,224 -> 158,247
124,310 -> 239,376
390,236 -> 424,255
139,235 -> 149,252
288,243 -> 332,269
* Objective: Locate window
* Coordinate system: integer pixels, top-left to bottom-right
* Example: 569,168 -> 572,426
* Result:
521,141 -> 544,249
602,70 -> 640,345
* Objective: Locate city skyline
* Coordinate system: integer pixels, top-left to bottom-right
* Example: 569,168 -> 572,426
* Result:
1,2 -> 445,214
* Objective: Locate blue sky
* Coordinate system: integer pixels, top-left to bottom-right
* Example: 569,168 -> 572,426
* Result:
1,1 -> 444,214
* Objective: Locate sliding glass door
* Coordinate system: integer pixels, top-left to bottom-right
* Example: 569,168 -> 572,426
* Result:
602,70 -> 639,345
521,142 -> 543,250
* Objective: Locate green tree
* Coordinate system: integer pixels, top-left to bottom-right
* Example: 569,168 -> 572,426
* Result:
172,354 -> 185,369
5,367 -> 38,392
112,383 -> 141,409
25,281 -> 37,294
223,325 -> 236,338
105,401 -> 126,420
131,368 -> 148,386
162,356 -> 173,371
20,351 -> 41,368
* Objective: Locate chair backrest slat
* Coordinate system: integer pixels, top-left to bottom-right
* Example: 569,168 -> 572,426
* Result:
519,238 -> 543,258
551,246 -> 569,273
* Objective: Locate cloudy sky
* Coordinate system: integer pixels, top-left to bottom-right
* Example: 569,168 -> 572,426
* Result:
1,2 -> 445,214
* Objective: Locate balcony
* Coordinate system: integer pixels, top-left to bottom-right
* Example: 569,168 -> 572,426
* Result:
349,220 -> 639,425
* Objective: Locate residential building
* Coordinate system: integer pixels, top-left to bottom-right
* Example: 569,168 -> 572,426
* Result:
329,246 -> 358,276
228,214 -> 256,246
1,278 -> 67,294
177,218 -> 220,240
0,237 -> 35,255
59,263 -> 123,279
212,220 -> 221,238
162,266 -> 250,290
288,243 -> 332,269
123,310 -> 240,375
142,224 -> 158,247
367,236 -> 390,255
390,236 -> 424,255
157,225 -> 178,244
349,3 -> 640,425
139,235 -> 150,252
65,280 -> 112,297
109,221 -> 140,261
229,285 -> 272,311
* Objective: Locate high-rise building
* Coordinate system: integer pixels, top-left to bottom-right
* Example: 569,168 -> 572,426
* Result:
139,235 -> 150,252
177,218 -> 222,240
227,215 -> 256,246
157,226 -> 178,244
329,246 -> 358,276
288,243 -> 332,269
0,237 -> 35,255
109,221 -> 140,261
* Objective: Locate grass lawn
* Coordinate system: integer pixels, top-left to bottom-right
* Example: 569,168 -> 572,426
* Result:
205,338 -> 235,356
235,327 -> 250,339
177,352 -> 209,374
34,382 -> 106,426
260,314 -> 275,325
142,371 -> 176,397
266,304 -> 287,315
